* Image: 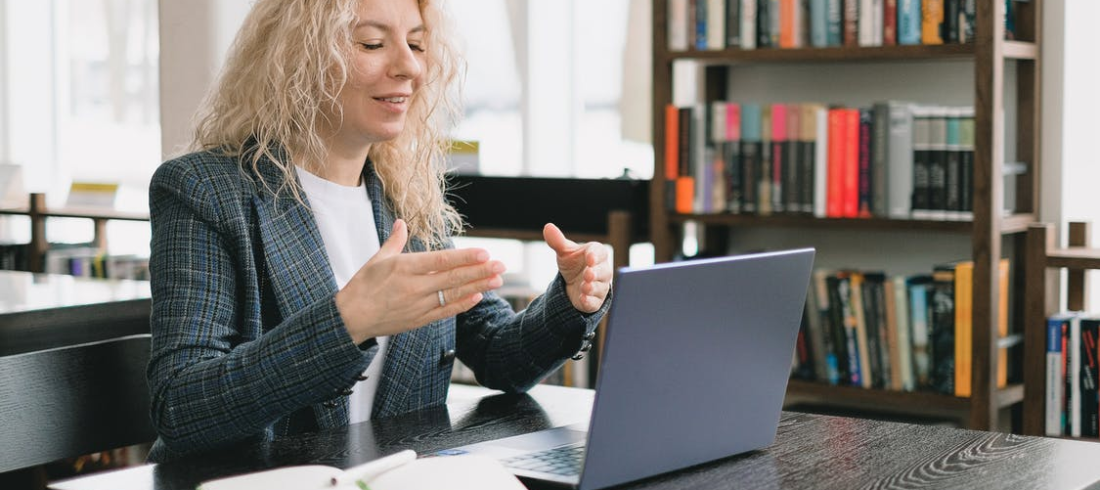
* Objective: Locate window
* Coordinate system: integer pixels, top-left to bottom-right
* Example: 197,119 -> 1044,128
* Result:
0,0 -> 159,254
450,0 -> 654,286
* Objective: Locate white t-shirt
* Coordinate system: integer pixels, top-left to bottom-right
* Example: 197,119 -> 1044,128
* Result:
296,166 -> 386,423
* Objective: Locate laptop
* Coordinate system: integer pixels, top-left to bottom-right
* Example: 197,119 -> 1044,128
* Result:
442,248 -> 815,489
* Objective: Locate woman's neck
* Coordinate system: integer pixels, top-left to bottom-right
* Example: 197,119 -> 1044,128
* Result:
313,142 -> 371,187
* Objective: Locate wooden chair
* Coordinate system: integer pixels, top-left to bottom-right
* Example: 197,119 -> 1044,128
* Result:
0,334 -> 155,472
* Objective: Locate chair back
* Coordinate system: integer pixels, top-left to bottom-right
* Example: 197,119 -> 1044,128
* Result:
0,334 -> 154,472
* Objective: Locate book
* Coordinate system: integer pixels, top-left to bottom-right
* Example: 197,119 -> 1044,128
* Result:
850,272 -> 874,388
871,102 -> 890,217
926,107 -> 948,220
883,0 -> 898,45
884,101 -> 915,219
929,263 -> 956,395
857,108 -> 873,217
740,103 -> 762,214
771,103 -> 788,213
810,0 -> 830,47
725,102 -> 744,213
1046,313 -> 1076,436
953,260 -> 973,397
910,106 -> 932,218
669,0 -> 690,50
760,105 -> 773,215
826,108 -> 846,218
1080,317 -> 1100,438
812,104 -> 829,217
897,0 -> 922,45
707,0 -> 727,50
811,269 -> 841,384
1068,314 -> 1082,437
726,0 -> 741,47
907,275 -> 933,388
741,0 -> 757,49
891,275 -> 915,391
826,0 -> 843,45
197,451 -> 524,490
921,0 -> 944,45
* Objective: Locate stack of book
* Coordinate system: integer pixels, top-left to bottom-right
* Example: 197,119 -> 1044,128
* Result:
666,0 -> 1020,51
1044,312 -> 1100,439
664,101 -> 982,221
790,259 -> 1013,397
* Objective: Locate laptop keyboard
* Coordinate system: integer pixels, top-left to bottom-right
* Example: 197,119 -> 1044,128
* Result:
501,442 -> 585,476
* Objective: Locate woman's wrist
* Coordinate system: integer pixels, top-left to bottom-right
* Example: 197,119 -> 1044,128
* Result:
335,288 -> 369,344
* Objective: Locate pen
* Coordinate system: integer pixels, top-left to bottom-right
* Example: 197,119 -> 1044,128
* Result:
330,450 -> 417,487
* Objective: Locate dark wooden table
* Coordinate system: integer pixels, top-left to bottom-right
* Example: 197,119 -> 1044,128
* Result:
49,383 -> 1100,490
0,270 -> 150,355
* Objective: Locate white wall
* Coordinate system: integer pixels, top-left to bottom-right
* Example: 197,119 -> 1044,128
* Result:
157,0 -> 250,159
1054,0 -> 1100,310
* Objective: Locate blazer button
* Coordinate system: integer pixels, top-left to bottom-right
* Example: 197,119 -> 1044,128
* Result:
322,400 -> 338,409
579,342 -> 592,353
355,374 -> 369,382
571,353 -> 586,361
340,387 -> 354,396
583,331 -> 596,341
440,349 -> 456,364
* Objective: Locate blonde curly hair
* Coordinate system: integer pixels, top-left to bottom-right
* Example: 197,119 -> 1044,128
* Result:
191,0 -> 464,249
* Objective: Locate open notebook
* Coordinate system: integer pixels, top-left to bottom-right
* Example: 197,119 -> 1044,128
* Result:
196,450 -> 524,490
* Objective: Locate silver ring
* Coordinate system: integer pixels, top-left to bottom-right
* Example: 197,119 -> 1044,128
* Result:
437,290 -> 446,307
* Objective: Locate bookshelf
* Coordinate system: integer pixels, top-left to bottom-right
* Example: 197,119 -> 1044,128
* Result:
1023,222 -> 1097,437
650,1 -> 1041,431
0,193 -> 150,272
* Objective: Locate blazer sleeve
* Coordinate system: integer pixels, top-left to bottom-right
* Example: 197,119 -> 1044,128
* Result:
454,252 -> 612,393
146,161 -> 370,455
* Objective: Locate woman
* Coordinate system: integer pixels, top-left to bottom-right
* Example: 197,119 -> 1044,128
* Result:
146,0 -> 612,462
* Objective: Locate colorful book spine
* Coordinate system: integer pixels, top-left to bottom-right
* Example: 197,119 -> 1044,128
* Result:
668,0 -> 690,51
771,104 -> 788,213
910,106 -> 932,218
921,0 -> 944,45
1081,318 -> 1100,438
908,275 -> 933,388
1069,315 -> 1082,437
741,0 -> 757,49
725,102 -> 743,213
944,108 -> 962,219
1047,314 -> 1072,436
883,0 -> 898,45
826,108 -> 846,218
898,0 -> 922,45
740,103 -> 762,214
707,0 -> 726,50
810,0 -> 829,47
930,264 -> 956,395
726,0 -> 741,47
842,108 -> 860,218
813,105 -> 829,217
843,0 -> 859,46
953,261 -> 973,397
857,108 -> 873,217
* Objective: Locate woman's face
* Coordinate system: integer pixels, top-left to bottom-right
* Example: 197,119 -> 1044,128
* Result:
334,0 -> 426,149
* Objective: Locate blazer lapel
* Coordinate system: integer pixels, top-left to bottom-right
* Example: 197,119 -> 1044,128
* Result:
364,161 -> 436,418
251,161 -> 339,324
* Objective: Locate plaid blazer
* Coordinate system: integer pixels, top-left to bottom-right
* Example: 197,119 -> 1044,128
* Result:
146,149 -> 607,462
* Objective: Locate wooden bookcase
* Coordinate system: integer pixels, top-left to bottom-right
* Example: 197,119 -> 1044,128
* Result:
650,1 -> 1042,430
1023,222 -> 1098,437
0,193 -> 150,272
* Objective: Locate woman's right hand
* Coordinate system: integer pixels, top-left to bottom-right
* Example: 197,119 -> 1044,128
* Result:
335,219 -> 506,344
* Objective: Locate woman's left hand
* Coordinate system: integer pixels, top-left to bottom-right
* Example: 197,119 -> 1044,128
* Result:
543,223 -> 612,313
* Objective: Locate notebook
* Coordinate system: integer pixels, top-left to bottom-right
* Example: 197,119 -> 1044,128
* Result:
442,248 -> 816,489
